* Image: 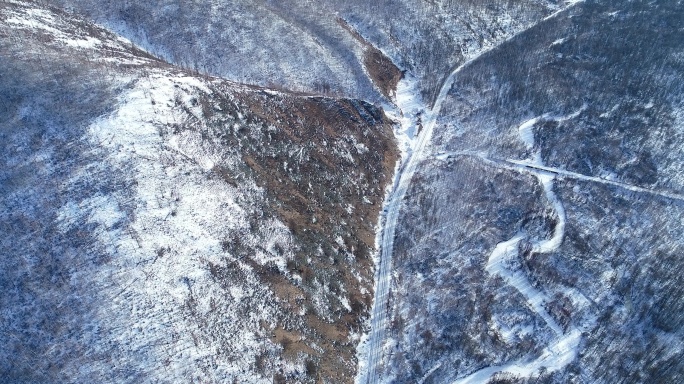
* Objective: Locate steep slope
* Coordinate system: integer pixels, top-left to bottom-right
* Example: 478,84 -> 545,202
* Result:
5,0 -> 684,383
0,1 -> 397,382
373,0 -> 684,382
52,0 -> 560,103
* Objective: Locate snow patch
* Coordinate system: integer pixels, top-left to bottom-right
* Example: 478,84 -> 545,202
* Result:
51,70 -> 302,381
517,117 -> 540,149
383,75 -> 427,158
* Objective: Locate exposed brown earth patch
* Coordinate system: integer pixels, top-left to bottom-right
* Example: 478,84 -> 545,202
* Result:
338,18 -> 403,100
4,2 -> 400,379
177,81 -> 399,382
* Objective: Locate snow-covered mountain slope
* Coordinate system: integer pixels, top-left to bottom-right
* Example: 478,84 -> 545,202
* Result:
372,0 -> 684,382
4,0 -> 684,383
51,0 -> 560,103
0,1 -> 397,382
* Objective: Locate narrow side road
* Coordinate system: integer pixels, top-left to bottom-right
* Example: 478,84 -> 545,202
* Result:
453,113 -> 586,383
360,2 -> 586,383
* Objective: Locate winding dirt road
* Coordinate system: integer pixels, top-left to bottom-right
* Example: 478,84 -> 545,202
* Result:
360,3 -> 586,383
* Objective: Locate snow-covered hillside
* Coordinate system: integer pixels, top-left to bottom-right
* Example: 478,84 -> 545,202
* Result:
52,0 -> 560,103
0,1 -> 397,382
375,0 -> 684,382
2,0 -> 684,383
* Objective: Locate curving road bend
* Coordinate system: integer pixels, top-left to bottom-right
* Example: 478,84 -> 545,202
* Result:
360,2 -> 586,383
453,112 -> 583,383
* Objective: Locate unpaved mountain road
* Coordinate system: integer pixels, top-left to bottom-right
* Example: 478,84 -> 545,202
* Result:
361,2 -> 587,383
